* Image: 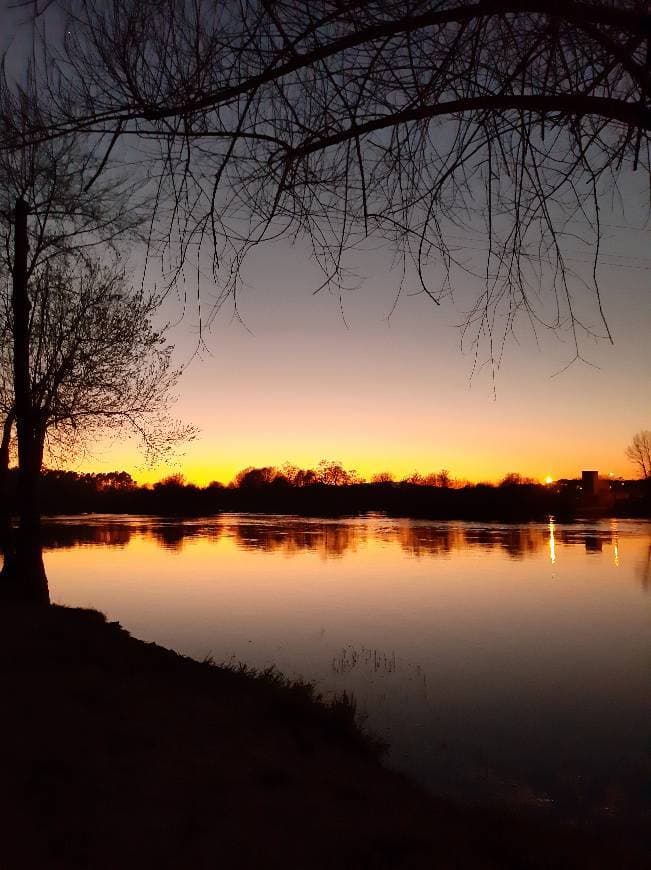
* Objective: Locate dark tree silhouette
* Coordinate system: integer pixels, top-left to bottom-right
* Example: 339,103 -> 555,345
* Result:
499,472 -> 535,486
0,80 -> 143,532
234,466 -> 286,488
317,459 -> 359,486
0,90 -> 192,599
0,254 -> 194,600
371,471 -> 395,485
0,256 -> 192,484
3,0 -> 649,360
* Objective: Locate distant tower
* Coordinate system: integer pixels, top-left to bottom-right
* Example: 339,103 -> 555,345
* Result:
582,470 -> 598,497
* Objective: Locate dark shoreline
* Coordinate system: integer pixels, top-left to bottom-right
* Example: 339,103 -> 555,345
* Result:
5,467 -> 650,522
1,604 -> 648,868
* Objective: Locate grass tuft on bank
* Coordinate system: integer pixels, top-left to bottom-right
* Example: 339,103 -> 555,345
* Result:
218,660 -> 387,759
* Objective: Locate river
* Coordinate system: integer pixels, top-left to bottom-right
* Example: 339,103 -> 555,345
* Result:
41,513 -> 651,820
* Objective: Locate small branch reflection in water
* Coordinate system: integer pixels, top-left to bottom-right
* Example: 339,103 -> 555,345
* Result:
332,645 -> 397,676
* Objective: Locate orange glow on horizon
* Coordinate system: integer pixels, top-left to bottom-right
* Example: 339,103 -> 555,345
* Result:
66,445 -> 633,489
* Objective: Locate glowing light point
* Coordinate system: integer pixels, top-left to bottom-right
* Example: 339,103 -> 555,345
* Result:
544,476 -> 553,485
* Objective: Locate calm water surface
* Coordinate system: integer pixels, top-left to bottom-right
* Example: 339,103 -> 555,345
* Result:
43,514 -> 651,817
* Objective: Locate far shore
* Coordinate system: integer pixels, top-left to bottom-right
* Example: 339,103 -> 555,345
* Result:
4,467 -> 651,523
1,604 -> 648,868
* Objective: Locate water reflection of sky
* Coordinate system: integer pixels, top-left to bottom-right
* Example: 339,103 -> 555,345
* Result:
41,514 -> 646,570
43,515 -> 651,820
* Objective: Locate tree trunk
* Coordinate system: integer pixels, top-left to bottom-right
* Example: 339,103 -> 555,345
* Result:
13,197 -> 41,530
0,412 -> 14,565
3,197 -> 50,603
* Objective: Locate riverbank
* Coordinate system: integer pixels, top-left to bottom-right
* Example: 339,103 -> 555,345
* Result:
0,604 -> 647,869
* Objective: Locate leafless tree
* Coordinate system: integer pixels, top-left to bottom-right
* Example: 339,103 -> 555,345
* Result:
233,465 -> 283,487
626,430 -> 651,478
0,72 -> 147,528
0,78 -> 171,599
4,0 -> 649,363
0,256 -> 193,480
317,459 -> 359,485
0,254 -> 194,600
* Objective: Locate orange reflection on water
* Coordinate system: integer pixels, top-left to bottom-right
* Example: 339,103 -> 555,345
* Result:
39,517 -> 651,643
39,515 -> 637,566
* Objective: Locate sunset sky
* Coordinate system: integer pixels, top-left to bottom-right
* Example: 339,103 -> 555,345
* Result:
72,219 -> 650,487
2,5 -> 649,489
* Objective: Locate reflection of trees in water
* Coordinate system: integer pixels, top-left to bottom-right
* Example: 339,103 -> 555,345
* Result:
584,535 -> 603,553
228,519 -> 608,563
150,523 -> 223,551
41,523 -> 134,550
41,518 -> 366,557
388,525 -> 465,558
34,519 -> 651,585
465,526 -> 552,559
499,528 -> 547,559
150,525 -> 186,551
0,527 -> 49,605
229,522 -> 363,559
395,525 -> 547,559
39,521 -> 224,552
464,527 -> 499,550
553,529 -> 608,547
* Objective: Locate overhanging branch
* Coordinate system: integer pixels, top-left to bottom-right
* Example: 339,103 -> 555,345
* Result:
285,93 -> 651,162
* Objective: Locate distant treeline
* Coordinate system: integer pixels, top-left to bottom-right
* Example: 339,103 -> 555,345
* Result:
4,463 -> 650,520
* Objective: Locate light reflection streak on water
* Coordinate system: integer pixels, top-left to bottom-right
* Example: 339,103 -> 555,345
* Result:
548,519 -> 556,565
610,520 -> 620,567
